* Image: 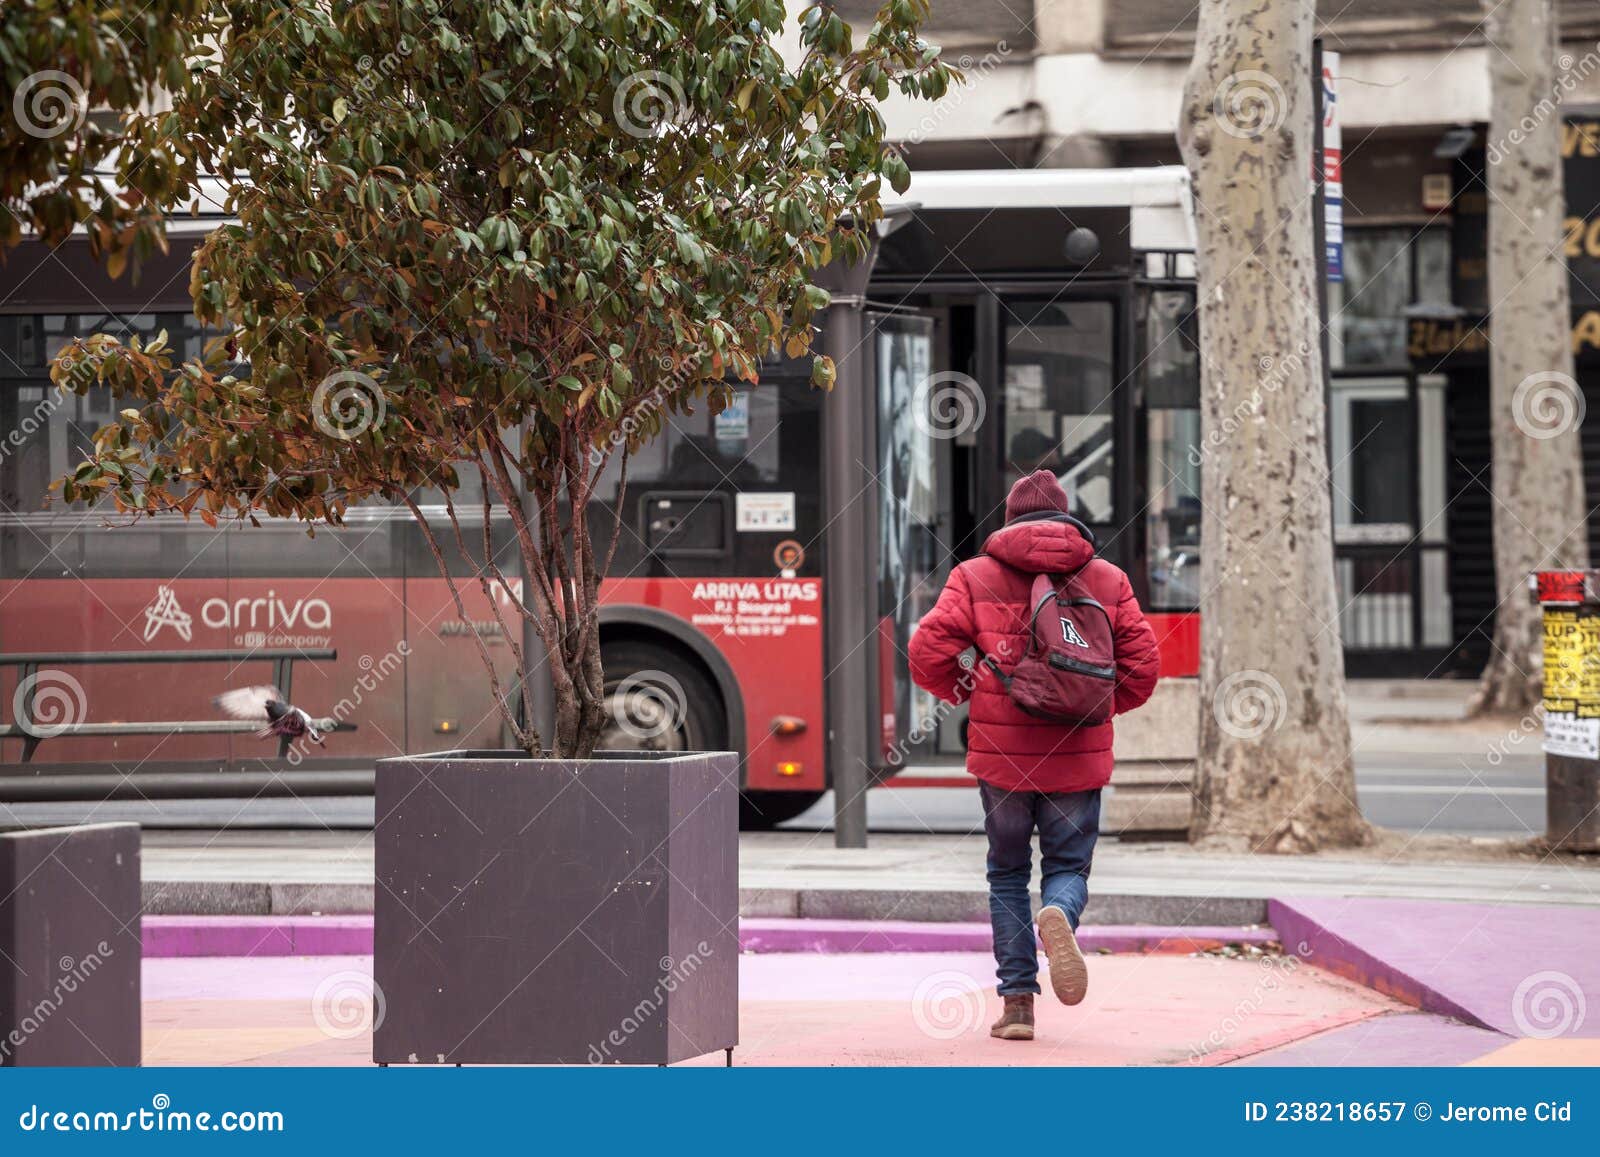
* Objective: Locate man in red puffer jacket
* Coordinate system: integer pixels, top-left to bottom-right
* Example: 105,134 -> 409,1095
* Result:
909,469 -> 1159,1042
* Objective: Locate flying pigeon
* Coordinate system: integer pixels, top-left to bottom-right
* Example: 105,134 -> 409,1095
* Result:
212,685 -> 327,745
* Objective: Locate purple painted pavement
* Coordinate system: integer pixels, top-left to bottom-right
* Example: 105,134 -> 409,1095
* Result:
1270,897 -> 1600,1037
1234,1011 -> 1507,1067
143,915 -> 376,958
141,914 -> 1277,959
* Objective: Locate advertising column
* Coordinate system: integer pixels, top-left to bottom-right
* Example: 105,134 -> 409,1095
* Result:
1537,569 -> 1600,851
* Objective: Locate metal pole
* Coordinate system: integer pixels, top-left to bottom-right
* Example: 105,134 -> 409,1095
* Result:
1312,38 -> 1332,458
824,297 -> 873,849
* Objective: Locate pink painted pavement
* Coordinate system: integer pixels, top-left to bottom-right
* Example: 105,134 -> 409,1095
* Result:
140,950 -> 1428,1067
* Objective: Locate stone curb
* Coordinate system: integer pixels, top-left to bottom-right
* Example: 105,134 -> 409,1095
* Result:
140,881 -> 1269,926
139,913 -> 1281,958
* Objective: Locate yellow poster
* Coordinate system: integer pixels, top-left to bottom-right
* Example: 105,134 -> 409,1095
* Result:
1543,609 -> 1600,708
1544,607 -> 1600,756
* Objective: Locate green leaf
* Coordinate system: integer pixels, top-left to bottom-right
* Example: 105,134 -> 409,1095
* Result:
811,356 -> 837,390
675,232 -> 705,266
884,151 -> 912,195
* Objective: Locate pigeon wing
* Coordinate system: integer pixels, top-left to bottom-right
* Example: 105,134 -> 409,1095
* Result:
212,685 -> 286,721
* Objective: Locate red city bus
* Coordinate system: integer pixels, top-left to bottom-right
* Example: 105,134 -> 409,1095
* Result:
0,168 -> 1198,829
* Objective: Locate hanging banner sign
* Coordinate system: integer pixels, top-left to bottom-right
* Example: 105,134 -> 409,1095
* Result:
1322,50 -> 1343,282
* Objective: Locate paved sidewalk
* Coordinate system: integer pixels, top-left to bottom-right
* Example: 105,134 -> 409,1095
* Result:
140,951 -> 1419,1067
138,829 -> 1600,920
141,948 -> 1594,1067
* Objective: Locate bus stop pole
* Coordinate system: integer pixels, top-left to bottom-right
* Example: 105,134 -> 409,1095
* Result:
823,295 -> 873,849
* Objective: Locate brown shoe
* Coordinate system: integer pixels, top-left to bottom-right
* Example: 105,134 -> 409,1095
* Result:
990,993 -> 1034,1040
1037,905 -> 1089,1005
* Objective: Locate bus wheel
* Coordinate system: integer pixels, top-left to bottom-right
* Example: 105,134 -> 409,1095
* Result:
596,640 -> 726,754
739,790 -> 825,830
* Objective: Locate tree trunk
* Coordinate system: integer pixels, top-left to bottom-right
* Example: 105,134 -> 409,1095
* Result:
1474,0 -> 1590,715
1177,0 -> 1369,852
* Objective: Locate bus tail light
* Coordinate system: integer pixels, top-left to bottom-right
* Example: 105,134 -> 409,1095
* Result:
770,715 -> 807,736
776,761 -> 804,777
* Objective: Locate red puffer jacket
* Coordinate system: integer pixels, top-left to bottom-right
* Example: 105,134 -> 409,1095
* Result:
908,514 -> 1160,792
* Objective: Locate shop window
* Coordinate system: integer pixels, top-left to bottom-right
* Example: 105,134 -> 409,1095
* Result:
1330,226 -> 1451,369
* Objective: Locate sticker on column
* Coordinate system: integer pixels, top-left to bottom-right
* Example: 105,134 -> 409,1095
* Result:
735,492 -> 795,532
1543,712 -> 1600,759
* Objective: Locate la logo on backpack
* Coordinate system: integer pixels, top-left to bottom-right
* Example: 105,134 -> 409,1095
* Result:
984,567 -> 1117,726
1059,617 -> 1089,648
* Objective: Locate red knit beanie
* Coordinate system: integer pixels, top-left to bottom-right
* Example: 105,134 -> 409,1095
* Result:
1004,469 -> 1072,522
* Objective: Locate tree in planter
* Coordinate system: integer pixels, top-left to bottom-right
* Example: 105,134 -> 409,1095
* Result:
1473,0 -> 1589,714
1177,0 -> 1368,851
2,0 -> 208,266
50,0 -> 953,758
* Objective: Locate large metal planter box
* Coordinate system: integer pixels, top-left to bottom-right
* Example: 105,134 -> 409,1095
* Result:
0,823 -> 142,1066
373,749 -> 738,1066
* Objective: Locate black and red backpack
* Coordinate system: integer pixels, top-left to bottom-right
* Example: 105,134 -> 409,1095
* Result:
984,564 -> 1118,726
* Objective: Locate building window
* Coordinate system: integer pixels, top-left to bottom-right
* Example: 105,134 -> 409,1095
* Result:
1330,227 -> 1451,369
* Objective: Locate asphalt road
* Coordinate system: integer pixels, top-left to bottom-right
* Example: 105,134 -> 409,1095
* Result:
0,749 -> 1552,837
783,749 -> 1550,839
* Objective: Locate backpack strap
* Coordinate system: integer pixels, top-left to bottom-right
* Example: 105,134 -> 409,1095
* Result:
1028,572 -> 1059,631
977,561 -> 1096,686
984,574 -> 1061,685
980,651 -> 1011,687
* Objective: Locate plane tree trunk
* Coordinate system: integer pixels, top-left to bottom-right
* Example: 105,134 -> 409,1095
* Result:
1473,0 -> 1590,715
1177,0 -> 1370,852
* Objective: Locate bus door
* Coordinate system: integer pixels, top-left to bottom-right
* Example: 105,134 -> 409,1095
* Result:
867,310 -> 957,768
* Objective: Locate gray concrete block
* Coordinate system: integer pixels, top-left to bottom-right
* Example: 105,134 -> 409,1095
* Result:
1114,678 -> 1199,761
269,882 -> 375,915
738,888 -> 799,917
1079,892 -> 1267,926
1103,782 -> 1195,835
140,880 -> 271,916
797,888 -> 991,923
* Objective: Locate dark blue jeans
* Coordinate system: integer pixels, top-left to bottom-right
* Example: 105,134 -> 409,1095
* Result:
978,782 -> 1101,996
